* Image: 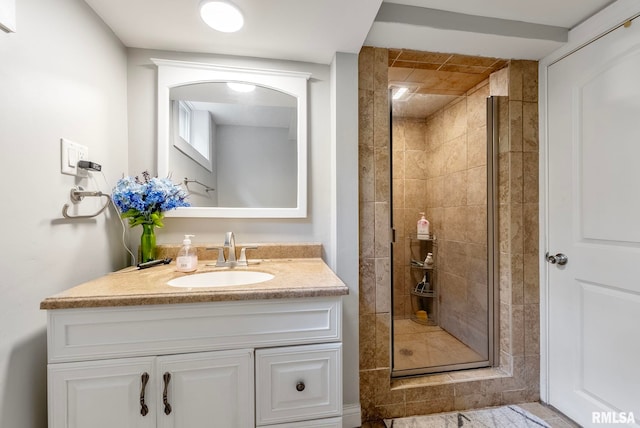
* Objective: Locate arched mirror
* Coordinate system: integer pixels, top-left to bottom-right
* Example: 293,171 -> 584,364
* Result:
153,59 -> 310,218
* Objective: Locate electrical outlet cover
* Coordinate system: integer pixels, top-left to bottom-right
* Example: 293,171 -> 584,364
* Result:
60,138 -> 88,177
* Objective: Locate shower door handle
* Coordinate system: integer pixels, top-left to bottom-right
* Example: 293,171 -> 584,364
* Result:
546,252 -> 568,266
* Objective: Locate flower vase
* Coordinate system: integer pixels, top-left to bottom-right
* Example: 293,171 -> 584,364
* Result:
140,223 -> 157,263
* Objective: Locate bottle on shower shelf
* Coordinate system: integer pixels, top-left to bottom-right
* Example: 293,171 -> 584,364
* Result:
417,212 -> 430,239
424,252 -> 434,268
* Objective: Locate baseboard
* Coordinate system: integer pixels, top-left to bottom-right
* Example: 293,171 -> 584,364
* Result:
343,403 -> 362,427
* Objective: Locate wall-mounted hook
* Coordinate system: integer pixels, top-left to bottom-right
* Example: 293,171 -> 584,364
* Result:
62,186 -> 111,219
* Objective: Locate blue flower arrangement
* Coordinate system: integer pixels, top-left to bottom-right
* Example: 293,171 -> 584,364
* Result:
112,171 -> 190,227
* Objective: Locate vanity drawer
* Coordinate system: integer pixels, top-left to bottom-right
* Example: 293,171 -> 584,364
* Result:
255,343 -> 342,426
265,417 -> 342,427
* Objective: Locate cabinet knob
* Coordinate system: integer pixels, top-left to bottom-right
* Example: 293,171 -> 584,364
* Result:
296,382 -> 305,392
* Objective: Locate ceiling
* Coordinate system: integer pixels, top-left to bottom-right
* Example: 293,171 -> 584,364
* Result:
83,0 -> 616,64
389,50 -> 507,118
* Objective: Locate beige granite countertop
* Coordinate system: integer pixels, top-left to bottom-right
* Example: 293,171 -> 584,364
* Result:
40,258 -> 349,310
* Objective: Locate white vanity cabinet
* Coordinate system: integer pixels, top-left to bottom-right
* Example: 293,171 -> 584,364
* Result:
49,349 -> 253,428
45,297 -> 343,428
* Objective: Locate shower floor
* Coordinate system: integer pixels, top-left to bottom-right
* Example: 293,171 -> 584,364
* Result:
393,319 -> 485,371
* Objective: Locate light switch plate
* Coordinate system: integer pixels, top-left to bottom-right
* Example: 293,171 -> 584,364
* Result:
60,138 -> 88,177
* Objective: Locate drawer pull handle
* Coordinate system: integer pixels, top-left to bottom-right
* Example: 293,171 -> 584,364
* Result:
139,372 -> 150,416
163,372 -> 172,415
296,382 -> 305,392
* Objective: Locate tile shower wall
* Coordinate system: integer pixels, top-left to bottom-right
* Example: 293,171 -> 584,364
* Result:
359,46 -> 540,422
391,118 -> 428,321
425,82 -> 490,357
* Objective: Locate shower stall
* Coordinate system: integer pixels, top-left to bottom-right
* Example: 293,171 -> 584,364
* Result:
388,53 -> 503,376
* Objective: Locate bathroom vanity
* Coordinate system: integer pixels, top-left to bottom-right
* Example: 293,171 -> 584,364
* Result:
41,257 -> 348,428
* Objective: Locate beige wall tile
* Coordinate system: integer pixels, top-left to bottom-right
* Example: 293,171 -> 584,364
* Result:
393,179 -> 404,209
360,257 -> 377,314
467,82 -> 489,130
490,67 -> 509,96
509,61 -> 523,101
498,152 -> 510,205
392,149 -> 405,180
376,258 -> 391,313
498,96 -> 510,153
374,92 -> 390,147
444,134 -> 468,174
466,166 -> 487,206
426,111 -> 444,151
511,253 -> 524,305
359,89 -> 374,146
467,126 -> 487,169
509,100 -> 523,152
405,121 -> 427,151
443,170 -> 467,207
509,151 -> 523,204
523,101 -> 539,152
443,206 -> 467,241
523,203 -> 539,254
511,304 -> 525,357
404,179 -> 427,210
444,98 -> 467,141
510,202 -> 524,255
374,202 -> 390,258
524,304 -> 540,356
404,150 -> 428,180
466,204 -> 488,244
522,61 -> 538,103
374,48 -> 389,94
360,201 -> 375,258
499,251 -> 511,303
523,152 -> 538,204
376,312 -> 392,367
523,253 -> 540,304
360,313 -> 377,370
375,147 -> 390,202
360,144 -> 375,202
359,47 -> 374,91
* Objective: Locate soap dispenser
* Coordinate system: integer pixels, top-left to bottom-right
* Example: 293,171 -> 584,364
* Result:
417,212 -> 430,239
176,234 -> 198,273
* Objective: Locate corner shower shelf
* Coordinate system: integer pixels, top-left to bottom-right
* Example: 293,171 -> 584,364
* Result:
408,234 -> 438,326
411,289 -> 436,298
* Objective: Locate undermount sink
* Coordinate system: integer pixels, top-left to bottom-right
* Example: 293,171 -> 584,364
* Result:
167,270 -> 274,288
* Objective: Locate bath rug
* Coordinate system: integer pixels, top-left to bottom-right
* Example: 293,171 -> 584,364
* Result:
384,404 -> 550,427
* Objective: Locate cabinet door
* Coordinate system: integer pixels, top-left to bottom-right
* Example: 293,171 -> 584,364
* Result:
48,357 -> 156,428
157,349 -> 254,428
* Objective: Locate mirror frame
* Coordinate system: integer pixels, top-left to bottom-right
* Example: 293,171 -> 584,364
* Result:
153,58 -> 310,218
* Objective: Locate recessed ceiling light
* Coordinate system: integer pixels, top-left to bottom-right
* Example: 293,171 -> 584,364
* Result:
227,82 -> 256,93
392,87 -> 408,100
200,1 -> 244,33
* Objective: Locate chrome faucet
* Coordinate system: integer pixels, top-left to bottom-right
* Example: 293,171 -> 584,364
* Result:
224,232 -> 237,264
206,232 -> 257,267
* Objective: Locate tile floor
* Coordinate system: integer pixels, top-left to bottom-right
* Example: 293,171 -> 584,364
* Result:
361,402 -> 580,427
393,319 -> 486,371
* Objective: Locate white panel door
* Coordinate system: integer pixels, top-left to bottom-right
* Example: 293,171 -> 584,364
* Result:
547,17 -> 640,427
48,357 -> 156,428
156,349 -> 254,428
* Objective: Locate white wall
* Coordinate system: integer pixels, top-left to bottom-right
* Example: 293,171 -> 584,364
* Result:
330,52 -> 361,419
0,0 -> 129,426
216,125 -> 296,208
